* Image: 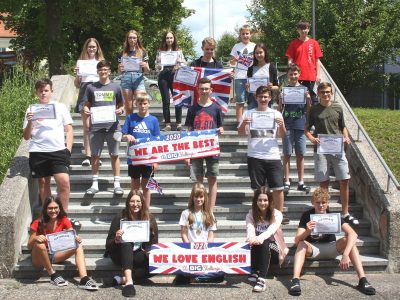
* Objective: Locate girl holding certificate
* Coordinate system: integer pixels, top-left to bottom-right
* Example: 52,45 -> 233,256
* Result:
246,186 -> 288,292
28,196 -> 98,290
118,30 -> 150,115
156,31 -> 186,131
73,38 -> 105,167
105,190 -> 158,297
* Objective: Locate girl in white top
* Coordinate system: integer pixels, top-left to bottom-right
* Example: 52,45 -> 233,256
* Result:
246,186 -> 288,292
73,38 -> 104,167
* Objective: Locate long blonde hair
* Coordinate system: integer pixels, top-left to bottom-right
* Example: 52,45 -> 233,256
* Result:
123,30 -> 145,58
187,183 -> 214,228
78,38 -> 105,60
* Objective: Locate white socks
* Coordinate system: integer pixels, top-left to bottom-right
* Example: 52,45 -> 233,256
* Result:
91,175 -> 99,190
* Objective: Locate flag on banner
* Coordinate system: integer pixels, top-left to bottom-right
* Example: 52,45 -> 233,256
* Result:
146,177 -> 163,195
172,67 -> 233,113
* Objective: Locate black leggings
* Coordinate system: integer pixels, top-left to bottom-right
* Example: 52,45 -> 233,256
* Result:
109,243 -> 150,280
251,239 -> 279,278
158,69 -> 182,124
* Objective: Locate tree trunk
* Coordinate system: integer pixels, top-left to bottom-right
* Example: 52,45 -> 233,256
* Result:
45,0 -> 64,76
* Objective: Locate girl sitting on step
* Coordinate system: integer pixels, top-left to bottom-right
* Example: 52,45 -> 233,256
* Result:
28,196 -> 98,290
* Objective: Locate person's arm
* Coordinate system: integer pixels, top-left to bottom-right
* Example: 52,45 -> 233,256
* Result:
207,230 -> 214,242
27,230 -> 47,250
275,114 -> 286,138
316,58 -> 321,83
343,127 -> 351,145
73,63 -> 81,88
340,223 -> 358,270
245,212 -> 259,245
255,210 -> 283,244
180,225 -> 190,243
277,93 -> 283,112
237,112 -> 250,135
64,124 -> 73,153
23,112 -> 33,140
294,221 -> 316,245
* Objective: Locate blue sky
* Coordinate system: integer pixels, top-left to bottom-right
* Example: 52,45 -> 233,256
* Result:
182,0 -> 252,55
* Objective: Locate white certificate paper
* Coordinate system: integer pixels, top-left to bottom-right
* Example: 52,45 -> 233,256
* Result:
77,60 -> 98,76
310,213 -> 342,234
120,220 -> 150,243
282,86 -> 307,104
90,105 -> 116,124
47,230 -> 78,254
30,104 -> 56,120
248,78 -> 269,93
317,134 -> 344,154
160,51 -> 178,66
122,57 -> 142,72
174,67 -> 199,86
250,111 -> 276,130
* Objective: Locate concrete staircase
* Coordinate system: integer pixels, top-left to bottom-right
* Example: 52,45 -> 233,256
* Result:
13,102 -> 388,278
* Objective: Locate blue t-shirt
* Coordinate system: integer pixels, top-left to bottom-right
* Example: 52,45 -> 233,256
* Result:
122,113 -> 160,164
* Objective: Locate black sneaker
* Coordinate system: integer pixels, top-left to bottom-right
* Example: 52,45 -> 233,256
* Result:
122,284 -> 136,297
288,278 -> 301,296
343,213 -> 359,226
357,278 -> 376,295
297,184 -> 310,194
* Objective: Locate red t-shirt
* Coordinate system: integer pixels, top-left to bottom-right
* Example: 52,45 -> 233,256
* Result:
30,216 -> 72,247
285,38 -> 323,81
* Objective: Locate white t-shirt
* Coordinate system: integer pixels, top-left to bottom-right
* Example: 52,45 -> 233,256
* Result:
23,101 -> 73,152
251,63 -> 270,79
238,108 -> 282,160
230,42 -> 256,79
179,209 -> 216,243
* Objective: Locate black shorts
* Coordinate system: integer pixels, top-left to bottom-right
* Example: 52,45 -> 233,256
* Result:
247,157 -> 283,190
29,149 -> 70,178
128,165 -> 153,179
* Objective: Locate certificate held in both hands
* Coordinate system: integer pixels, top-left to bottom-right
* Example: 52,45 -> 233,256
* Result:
317,134 -> 344,155
282,86 -> 307,104
90,106 -> 116,125
122,57 -> 142,72
160,51 -> 178,66
30,103 -> 56,120
248,78 -> 269,93
47,229 -> 78,254
310,213 -> 341,235
174,67 -> 199,86
120,220 -> 150,243
250,111 -> 276,130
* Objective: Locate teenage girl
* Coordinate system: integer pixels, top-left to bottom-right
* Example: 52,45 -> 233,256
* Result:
28,196 -> 98,290
118,30 -> 150,115
246,43 -> 279,109
245,186 -> 288,292
74,38 -> 105,167
105,190 -> 158,298
156,31 -> 185,131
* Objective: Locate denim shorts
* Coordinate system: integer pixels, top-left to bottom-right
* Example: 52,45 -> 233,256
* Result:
234,79 -> 248,104
314,152 -> 350,182
121,72 -> 145,91
282,129 -> 307,156
191,157 -> 219,178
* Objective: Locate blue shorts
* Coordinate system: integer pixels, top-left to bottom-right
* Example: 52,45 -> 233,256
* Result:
121,72 -> 145,91
282,129 -> 307,156
234,79 -> 248,104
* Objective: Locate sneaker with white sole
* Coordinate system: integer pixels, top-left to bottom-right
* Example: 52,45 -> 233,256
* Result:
343,213 -> 359,226
253,277 -> 266,292
289,278 -> 301,296
81,158 -> 91,167
113,187 -> 124,195
86,187 -> 99,195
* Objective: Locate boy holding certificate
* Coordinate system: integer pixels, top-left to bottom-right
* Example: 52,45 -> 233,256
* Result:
122,93 -> 160,207
278,64 -> 311,193
83,60 -> 124,195
305,82 -> 358,226
238,86 -> 288,223
289,188 -> 376,296
23,79 -> 73,210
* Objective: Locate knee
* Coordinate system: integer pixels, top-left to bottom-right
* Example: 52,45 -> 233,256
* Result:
296,241 -> 308,253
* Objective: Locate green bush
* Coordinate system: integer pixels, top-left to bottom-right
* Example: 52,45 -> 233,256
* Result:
0,63 -> 46,181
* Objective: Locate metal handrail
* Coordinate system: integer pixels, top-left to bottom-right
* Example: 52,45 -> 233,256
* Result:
321,64 -> 400,192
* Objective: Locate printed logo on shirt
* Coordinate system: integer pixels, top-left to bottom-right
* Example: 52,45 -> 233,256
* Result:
132,121 -> 150,134
256,223 -> 270,236
94,91 -> 114,102
193,111 -> 214,130
250,129 -> 274,138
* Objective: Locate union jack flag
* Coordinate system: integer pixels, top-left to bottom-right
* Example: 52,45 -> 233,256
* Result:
237,54 -> 253,70
172,67 -> 233,113
146,177 -> 163,195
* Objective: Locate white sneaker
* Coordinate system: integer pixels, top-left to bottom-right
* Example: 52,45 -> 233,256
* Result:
253,277 -> 266,292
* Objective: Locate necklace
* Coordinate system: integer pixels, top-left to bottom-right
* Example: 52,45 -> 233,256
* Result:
194,211 -> 203,236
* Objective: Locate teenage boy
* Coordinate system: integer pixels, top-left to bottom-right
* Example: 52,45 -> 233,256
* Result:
23,79 -> 73,210
238,86 -> 288,223
285,21 -> 323,104
191,37 -> 223,69
278,64 -> 311,193
83,60 -> 124,195
122,93 -> 160,207
185,77 -> 224,211
305,82 -> 358,225
230,24 -> 256,122
288,188 -> 376,296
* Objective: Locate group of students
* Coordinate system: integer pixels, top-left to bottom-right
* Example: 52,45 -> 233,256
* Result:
22,21 -> 377,297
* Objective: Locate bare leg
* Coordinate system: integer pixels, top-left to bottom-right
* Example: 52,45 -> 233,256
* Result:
320,180 -> 329,189
295,153 -> 305,183
235,103 -> 244,122
336,237 -> 365,278
207,176 -> 217,211
293,241 -> 313,279
81,112 -> 91,158
53,245 -> 86,278
123,89 -> 134,115
273,190 -> 284,212
283,155 -> 291,182
31,243 -> 55,275
141,178 -> 151,208
38,177 -> 51,205
91,155 -> 101,176
53,173 -> 70,211
124,269 -> 133,284
340,179 -> 350,215
110,155 -> 121,177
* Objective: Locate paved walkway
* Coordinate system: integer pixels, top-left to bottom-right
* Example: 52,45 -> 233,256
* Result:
0,273 -> 398,299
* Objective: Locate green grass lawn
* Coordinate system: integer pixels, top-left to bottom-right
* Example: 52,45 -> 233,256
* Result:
353,108 -> 400,182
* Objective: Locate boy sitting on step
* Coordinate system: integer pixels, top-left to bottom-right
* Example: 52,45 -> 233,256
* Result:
288,187 -> 375,296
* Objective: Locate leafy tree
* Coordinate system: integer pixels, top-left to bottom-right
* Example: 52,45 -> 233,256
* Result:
248,0 -> 400,95
216,32 -> 238,62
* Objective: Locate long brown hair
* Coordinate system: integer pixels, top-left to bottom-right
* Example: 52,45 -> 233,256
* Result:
252,43 -> 270,65
78,37 -> 105,60
187,183 -> 214,228
122,30 -> 145,58
36,196 -> 68,235
159,31 -> 179,51
251,186 -> 275,224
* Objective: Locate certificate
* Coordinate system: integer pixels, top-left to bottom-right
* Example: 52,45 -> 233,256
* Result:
77,60 -> 98,76
47,230 -> 78,254
120,220 -> 150,243
310,213 -> 342,234
30,104 -> 56,120
248,77 -> 269,93
282,86 -> 307,104
160,51 -> 178,66
90,105 -> 116,124
250,111 -> 276,130
317,134 -> 344,154
122,57 -> 142,72
174,67 -> 199,86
